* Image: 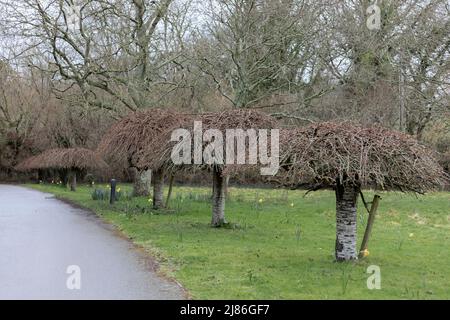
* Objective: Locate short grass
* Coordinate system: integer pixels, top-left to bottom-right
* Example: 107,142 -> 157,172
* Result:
28,183 -> 450,299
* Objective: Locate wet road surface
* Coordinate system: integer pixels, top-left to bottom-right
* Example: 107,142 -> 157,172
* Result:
0,185 -> 185,300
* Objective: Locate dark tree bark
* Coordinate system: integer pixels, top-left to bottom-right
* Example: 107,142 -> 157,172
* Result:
69,170 -> 77,192
153,168 -> 165,209
37,169 -> 44,183
335,180 -> 360,261
59,169 -> 69,188
211,166 -> 226,227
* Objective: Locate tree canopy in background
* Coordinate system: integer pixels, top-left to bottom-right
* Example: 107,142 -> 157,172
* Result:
0,0 -> 449,176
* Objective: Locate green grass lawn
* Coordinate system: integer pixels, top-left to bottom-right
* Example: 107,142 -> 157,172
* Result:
28,183 -> 450,299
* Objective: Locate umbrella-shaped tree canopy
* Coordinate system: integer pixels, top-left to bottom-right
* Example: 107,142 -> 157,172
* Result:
97,108 -> 185,170
276,121 -> 447,261
137,109 -> 279,226
278,121 -> 445,193
15,148 -> 109,191
138,109 -> 279,173
97,108 -> 188,200
15,148 -> 108,172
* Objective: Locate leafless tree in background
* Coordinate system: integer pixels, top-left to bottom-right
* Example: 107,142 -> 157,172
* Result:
0,0 -> 449,177
316,0 -> 449,138
192,0 -> 324,111
0,0 -> 191,113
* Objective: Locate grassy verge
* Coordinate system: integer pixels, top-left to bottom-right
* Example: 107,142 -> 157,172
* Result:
28,183 -> 450,299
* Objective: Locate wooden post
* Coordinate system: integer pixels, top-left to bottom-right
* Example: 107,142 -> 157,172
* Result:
359,195 -> 381,259
165,174 -> 175,208
110,179 -> 117,205
224,175 -> 230,199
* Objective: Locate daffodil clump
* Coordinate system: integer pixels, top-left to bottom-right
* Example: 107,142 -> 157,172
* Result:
362,249 -> 370,257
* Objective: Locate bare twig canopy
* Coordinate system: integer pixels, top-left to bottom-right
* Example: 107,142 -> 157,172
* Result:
15,148 -> 108,172
277,122 -> 447,193
137,108 -> 279,226
138,109 -> 279,174
97,108 -> 187,170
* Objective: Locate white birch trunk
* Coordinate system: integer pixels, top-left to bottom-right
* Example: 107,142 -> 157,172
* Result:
335,182 -> 359,261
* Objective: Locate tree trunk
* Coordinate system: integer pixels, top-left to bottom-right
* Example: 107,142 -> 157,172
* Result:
153,168 -> 165,209
60,169 -> 69,188
37,169 -> 43,184
69,170 -> 77,192
131,168 -> 151,197
335,182 -> 359,261
211,167 -> 226,227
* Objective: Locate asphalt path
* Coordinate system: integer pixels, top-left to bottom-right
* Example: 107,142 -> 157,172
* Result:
0,185 -> 185,300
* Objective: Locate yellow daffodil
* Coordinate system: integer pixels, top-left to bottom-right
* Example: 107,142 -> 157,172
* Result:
258,198 -> 264,203
362,249 -> 370,257
409,233 -> 414,238
117,188 -> 121,192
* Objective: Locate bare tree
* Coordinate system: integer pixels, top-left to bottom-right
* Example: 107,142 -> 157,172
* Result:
278,122 -> 447,261
316,0 -> 450,138
0,61 -> 51,173
1,0 -> 193,113
191,0 -> 323,111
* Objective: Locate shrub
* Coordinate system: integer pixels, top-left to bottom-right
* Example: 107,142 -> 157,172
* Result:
115,189 -> 132,201
92,188 -> 109,201
91,188 -> 132,202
